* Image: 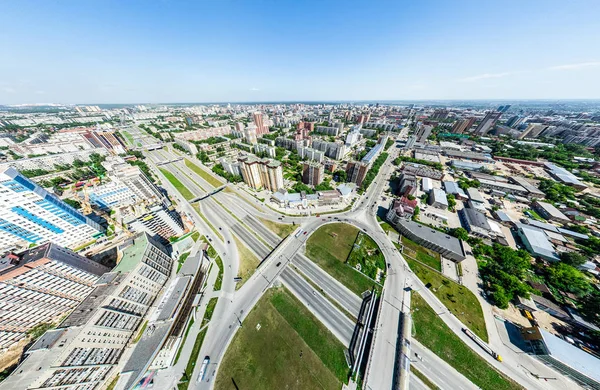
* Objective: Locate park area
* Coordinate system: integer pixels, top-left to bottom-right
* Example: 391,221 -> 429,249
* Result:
347,232 -> 386,283
305,223 -> 381,296
215,287 -> 348,390
411,293 -> 522,390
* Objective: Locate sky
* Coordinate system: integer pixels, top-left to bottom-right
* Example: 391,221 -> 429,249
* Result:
1,0 -> 600,104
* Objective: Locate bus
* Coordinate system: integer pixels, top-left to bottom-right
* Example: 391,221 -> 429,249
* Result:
198,356 -> 210,382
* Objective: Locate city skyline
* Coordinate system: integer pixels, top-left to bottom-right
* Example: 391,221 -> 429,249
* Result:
1,0 -> 600,104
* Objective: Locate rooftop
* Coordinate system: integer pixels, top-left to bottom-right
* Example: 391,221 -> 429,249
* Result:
539,328 -> 600,384
516,223 -> 559,261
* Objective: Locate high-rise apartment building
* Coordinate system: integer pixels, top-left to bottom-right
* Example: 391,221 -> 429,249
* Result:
431,108 -> 449,120
346,161 -> 369,187
0,243 -> 110,350
1,233 -> 173,390
415,124 -> 433,143
0,167 -> 103,254
475,111 -> 502,134
302,162 -> 324,186
244,123 -> 258,144
451,117 -> 476,134
238,156 -> 283,192
253,112 -> 269,135
518,123 -> 549,139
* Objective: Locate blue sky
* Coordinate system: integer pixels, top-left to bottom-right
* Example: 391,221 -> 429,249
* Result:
1,0 -> 599,104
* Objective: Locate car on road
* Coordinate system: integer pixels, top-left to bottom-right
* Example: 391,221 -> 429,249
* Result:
303,231 -> 307,235
218,227 -> 222,230
198,356 -> 210,382
227,240 -> 230,244
276,262 -> 281,267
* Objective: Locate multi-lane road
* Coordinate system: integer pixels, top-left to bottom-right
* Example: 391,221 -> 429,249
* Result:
133,128 -> 579,390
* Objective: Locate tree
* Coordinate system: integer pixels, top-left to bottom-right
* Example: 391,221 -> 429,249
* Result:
334,170 -> 347,183
63,198 -> 81,209
412,206 -> 420,221
449,227 -> 469,241
547,263 -> 592,297
447,194 -> 456,211
559,251 -> 587,267
489,284 -> 510,309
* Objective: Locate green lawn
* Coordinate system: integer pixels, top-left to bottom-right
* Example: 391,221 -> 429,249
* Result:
185,159 -> 223,188
401,236 -> 442,272
160,168 -> 194,200
411,293 -> 522,390
406,257 -> 488,342
233,236 -> 259,290
346,232 -> 386,282
190,231 -> 200,242
259,217 -> 297,238
306,223 -> 377,296
121,130 -> 135,146
214,257 -> 223,291
214,287 -> 347,390
177,252 -> 190,273
201,297 -> 218,328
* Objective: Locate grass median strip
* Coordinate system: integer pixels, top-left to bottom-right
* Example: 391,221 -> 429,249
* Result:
201,297 -> 218,328
411,293 -> 522,390
159,168 -> 194,200
259,217 -> 297,238
233,236 -> 259,290
178,328 -> 208,390
214,257 -> 223,291
410,366 -> 440,390
215,287 -> 346,390
174,317 -> 195,365
185,159 -> 223,188
406,257 -> 487,341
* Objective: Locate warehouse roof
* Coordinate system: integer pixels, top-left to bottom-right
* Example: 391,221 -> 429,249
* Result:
516,223 -> 559,261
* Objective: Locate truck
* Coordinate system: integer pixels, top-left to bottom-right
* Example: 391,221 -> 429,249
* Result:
198,356 -> 210,382
462,328 -> 502,362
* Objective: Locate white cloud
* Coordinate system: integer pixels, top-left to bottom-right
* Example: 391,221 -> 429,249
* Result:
548,61 -> 600,71
250,87 -> 260,91
35,90 -> 45,95
458,72 -> 519,82
1,87 -> 15,93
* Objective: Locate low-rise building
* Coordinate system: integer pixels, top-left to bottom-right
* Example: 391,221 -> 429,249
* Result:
428,188 -> 448,209
459,208 -> 493,238
532,201 -> 570,224
393,220 -> 465,262
522,326 -> 600,390
515,223 -> 559,262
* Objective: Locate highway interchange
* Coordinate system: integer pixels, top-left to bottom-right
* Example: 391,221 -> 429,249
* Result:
124,124 -> 581,390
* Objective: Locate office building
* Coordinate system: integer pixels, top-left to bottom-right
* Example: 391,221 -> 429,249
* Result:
475,111 -> 502,134
398,173 -> 417,196
346,161 -> 369,187
0,243 -> 109,350
394,220 -> 465,262
428,188 -> 448,209
451,118 -> 476,134
127,205 -> 184,241
422,177 -> 433,192
1,233 -> 173,390
0,167 -> 104,254
302,162 -> 324,187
